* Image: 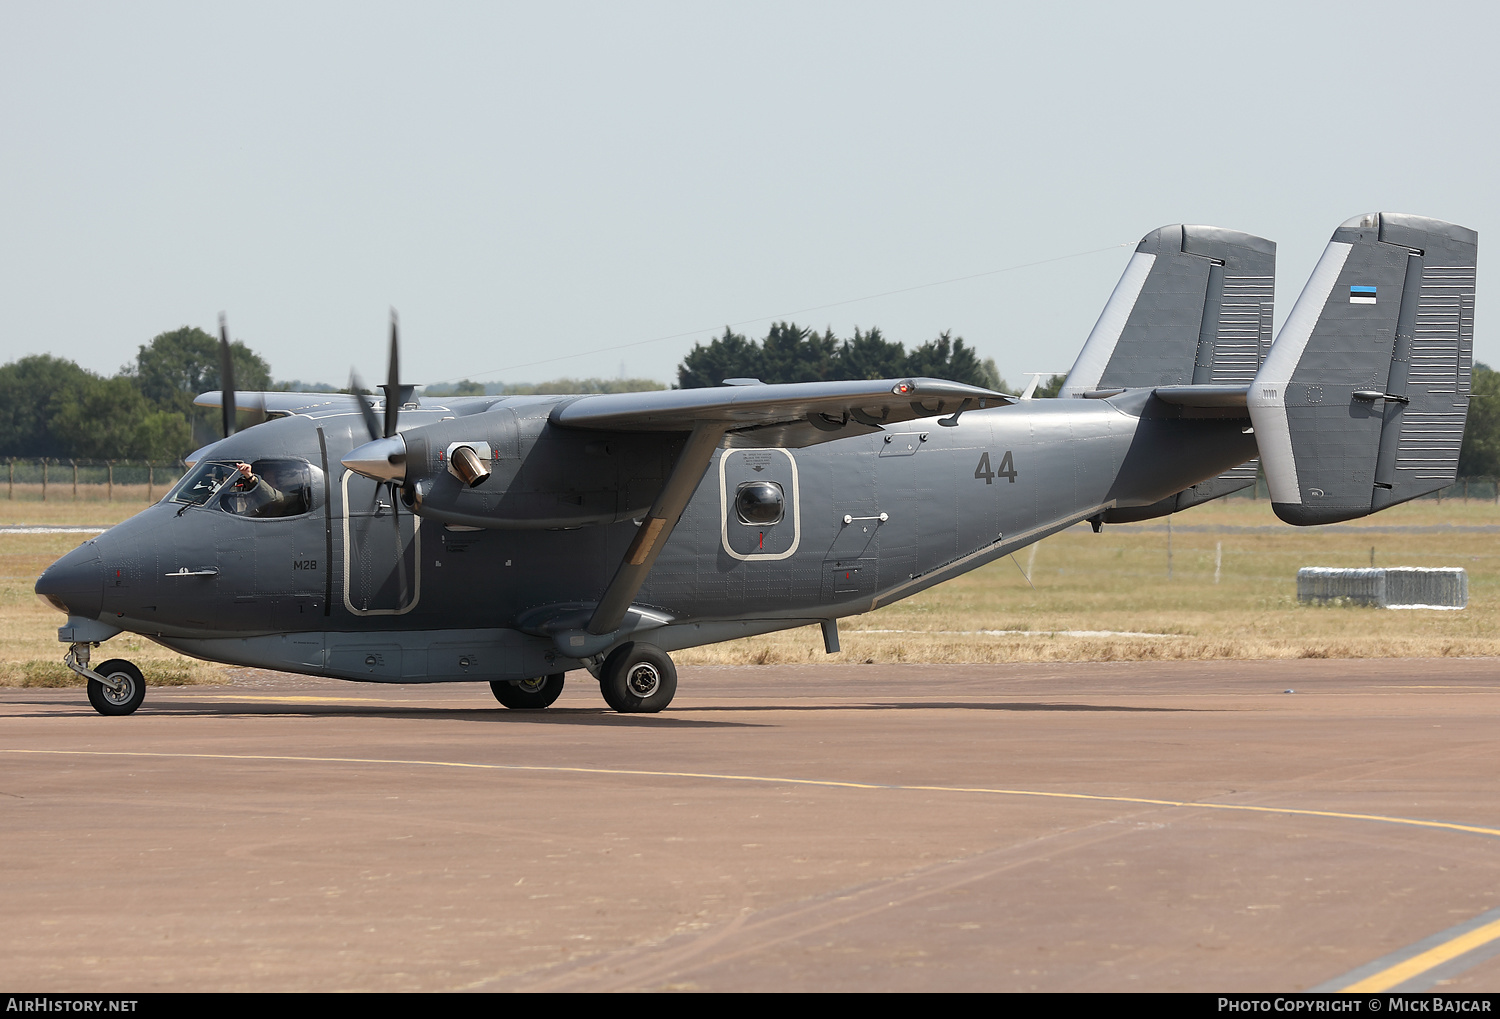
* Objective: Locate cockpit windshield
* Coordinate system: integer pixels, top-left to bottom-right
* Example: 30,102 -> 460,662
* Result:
168,459 -> 319,518
168,461 -> 239,507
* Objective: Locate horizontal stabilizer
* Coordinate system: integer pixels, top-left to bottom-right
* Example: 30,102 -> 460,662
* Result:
1151,385 -> 1250,408
1248,213 -> 1478,524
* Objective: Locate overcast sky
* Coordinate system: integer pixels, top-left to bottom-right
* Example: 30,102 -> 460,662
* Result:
2,1 -> 1495,390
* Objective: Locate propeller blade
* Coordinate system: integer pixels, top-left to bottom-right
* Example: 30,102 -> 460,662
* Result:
218,314 -> 237,438
349,370 -> 382,443
382,309 -> 401,439
247,391 -> 268,430
365,474 -> 409,608
390,487 -> 409,607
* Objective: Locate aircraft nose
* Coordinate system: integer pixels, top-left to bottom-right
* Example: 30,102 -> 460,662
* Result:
35,545 -> 103,620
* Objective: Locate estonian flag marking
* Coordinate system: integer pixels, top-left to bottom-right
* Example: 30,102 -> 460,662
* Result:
1350,285 -> 1377,305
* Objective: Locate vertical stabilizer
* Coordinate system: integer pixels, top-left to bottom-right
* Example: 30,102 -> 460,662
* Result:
1249,213 -> 1478,525
1061,225 -> 1275,395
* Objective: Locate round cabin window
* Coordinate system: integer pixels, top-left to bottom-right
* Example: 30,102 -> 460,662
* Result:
734,481 -> 784,525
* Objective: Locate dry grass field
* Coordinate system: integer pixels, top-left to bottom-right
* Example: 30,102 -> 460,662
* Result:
681,494 -> 1500,666
1,491 -> 1496,686
0,498 -> 226,687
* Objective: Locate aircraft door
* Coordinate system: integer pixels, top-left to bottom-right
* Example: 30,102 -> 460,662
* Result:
340,470 -> 421,615
822,438 -> 881,602
719,448 -> 800,560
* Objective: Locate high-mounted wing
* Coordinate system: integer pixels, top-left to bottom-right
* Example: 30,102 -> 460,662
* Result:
549,377 -> 1009,447
555,377 -> 1007,635
195,391 -> 365,417
194,390 -> 501,418
341,376 -> 1009,642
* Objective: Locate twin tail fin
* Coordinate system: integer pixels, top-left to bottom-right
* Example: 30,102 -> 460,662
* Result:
1061,224 -> 1276,396
1248,213 -> 1478,525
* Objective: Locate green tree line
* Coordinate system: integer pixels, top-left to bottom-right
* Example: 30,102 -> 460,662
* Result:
0,327 -> 268,460
1460,362 -> 1500,476
5,321 -> 1500,477
676,322 -> 1006,391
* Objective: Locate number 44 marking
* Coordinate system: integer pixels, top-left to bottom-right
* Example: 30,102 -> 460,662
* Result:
974,450 -> 1017,484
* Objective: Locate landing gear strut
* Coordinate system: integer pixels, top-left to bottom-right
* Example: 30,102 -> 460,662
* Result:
490,673 -> 565,709
66,644 -> 145,716
599,642 -> 676,713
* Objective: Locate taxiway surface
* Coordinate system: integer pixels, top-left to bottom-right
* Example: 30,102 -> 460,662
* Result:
3,659 -> 1499,992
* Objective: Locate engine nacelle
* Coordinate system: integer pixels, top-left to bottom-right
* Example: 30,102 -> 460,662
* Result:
345,406 -> 682,529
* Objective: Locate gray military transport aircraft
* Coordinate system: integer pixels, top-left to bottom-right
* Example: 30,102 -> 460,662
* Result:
35,213 -> 1477,715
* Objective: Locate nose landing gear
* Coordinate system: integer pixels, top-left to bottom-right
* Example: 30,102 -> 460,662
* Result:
65,643 -> 146,716
86,660 -> 146,716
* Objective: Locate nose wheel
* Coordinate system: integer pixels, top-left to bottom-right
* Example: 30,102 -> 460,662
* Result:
599,643 -> 676,713
85,659 -> 146,716
490,673 -> 565,709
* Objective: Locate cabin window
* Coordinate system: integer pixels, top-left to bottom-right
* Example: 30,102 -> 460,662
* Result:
734,481 -> 784,525
217,459 -> 318,518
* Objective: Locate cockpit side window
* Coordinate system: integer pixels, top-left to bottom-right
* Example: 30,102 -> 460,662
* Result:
168,461 -> 239,507
217,460 -> 318,519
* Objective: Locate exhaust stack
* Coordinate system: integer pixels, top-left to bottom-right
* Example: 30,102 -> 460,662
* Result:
448,445 -> 491,488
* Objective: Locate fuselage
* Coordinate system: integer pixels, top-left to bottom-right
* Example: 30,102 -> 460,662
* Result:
37,393 -> 1254,683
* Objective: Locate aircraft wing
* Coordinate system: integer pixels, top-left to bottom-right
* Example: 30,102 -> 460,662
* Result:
193,391 -> 500,417
195,391 -> 364,416
550,378 -> 1011,447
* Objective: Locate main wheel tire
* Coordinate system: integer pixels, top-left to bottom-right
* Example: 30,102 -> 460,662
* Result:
86,659 -> 145,716
599,643 -> 676,713
490,673 -> 565,709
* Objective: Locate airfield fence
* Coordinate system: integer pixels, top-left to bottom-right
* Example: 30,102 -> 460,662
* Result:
2,459 -> 188,502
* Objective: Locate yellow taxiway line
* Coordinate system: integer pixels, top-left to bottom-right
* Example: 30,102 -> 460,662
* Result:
1339,914 -> 1500,992
8,747 -> 1500,990
7,747 -> 1500,840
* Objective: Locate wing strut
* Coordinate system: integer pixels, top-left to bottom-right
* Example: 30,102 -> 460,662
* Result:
586,422 -> 727,635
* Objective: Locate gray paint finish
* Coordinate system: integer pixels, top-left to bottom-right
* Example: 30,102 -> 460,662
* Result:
35,214 -> 1477,706
1062,224 -> 1276,395
1265,213 -> 1477,524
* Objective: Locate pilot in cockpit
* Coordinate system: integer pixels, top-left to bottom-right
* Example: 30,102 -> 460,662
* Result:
223,461 -> 298,518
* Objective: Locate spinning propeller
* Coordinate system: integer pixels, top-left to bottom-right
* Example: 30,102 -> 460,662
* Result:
347,311 -> 414,608
217,314 -> 266,438
347,311 -> 417,448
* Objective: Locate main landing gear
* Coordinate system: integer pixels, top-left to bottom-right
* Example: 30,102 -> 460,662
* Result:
598,642 -> 676,714
66,643 -> 146,716
488,643 -> 678,714
490,673 -> 566,709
